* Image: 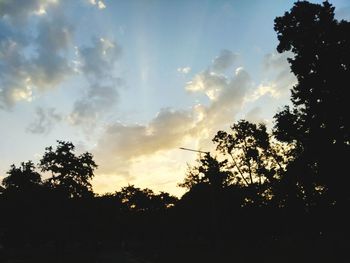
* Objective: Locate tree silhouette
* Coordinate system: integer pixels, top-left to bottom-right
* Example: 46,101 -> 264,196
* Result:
2,161 -> 42,193
117,185 -> 154,212
179,153 -> 232,190
117,185 -> 177,211
39,140 -> 97,198
213,120 -> 290,206
273,1 -> 350,205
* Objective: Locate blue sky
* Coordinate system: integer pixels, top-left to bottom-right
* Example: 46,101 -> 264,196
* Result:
0,0 -> 349,196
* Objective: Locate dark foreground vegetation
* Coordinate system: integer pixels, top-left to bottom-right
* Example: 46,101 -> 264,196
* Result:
1,1 -> 350,262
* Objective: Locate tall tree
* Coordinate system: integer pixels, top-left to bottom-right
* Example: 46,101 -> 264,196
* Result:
39,140 -> 97,198
273,1 -> 350,204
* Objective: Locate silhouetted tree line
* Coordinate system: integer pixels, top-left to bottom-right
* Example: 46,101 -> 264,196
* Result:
0,1 -> 349,262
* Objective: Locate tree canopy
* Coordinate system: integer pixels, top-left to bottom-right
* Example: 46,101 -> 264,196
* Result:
273,1 -> 350,204
39,140 -> 97,198
2,161 -> 42,193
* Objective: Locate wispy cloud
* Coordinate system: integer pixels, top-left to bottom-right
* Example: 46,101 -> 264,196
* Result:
177,67 -> 191,74
89,0 -> 106,9
26,107 -> 62,134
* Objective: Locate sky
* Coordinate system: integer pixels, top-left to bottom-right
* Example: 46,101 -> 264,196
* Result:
1,0 -> 349,196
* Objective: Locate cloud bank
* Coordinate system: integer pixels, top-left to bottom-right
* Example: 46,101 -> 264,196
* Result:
92,50 -> 254,194
0,0 -> 73,109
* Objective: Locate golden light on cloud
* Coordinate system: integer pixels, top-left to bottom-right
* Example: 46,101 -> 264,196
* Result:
11,78 -> 33,102
245,84 -> 280,103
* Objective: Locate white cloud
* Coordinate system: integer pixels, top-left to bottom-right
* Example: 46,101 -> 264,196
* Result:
177,67 -> 191,74
245,84 -> 280,102
98,1 -> 106,9
186,70 -> 228,100
190,67 -> 253,139
89,0 -> 106,9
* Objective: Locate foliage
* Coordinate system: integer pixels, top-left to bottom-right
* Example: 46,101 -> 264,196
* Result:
213,120 -> 293,205
116,185 -> 178,211
2,161 -> 42,192
39,140 -> 97,198
273,1 -> 350,203
178,153 -> 232,190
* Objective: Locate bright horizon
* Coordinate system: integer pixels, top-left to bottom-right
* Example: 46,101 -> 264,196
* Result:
1,0 -> 349,197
